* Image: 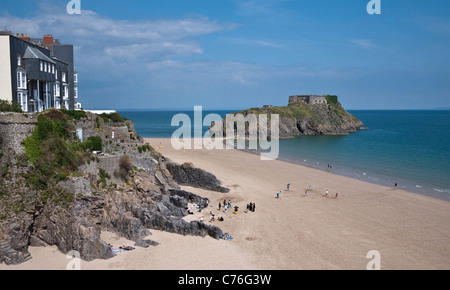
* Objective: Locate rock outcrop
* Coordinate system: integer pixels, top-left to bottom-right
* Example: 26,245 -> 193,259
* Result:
166,162 -> 230,193
0,110 -> 224,265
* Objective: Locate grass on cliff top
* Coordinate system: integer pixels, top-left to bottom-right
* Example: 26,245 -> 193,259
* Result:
235,102 -> 316,120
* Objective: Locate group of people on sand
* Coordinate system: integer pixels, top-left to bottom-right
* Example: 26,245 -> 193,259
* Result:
246,202 -> 256,212
218,199 -> 234,213
200,210 -> 225,223
278,183 -> 339,199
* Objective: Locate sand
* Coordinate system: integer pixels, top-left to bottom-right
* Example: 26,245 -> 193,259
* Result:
2,137 -> 450,270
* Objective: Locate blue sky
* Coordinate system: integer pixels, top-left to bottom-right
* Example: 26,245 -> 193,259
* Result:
1,0 -> 450,110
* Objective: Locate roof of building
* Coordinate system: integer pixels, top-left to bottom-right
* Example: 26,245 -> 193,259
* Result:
23,46 -> 55,64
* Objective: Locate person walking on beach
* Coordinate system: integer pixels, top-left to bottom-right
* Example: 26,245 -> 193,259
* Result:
287,184 -> 290,191
325,189 -> 329,196
276,191 -> 281,199
309,184 -> 312,191
335,192 -> 339,199
219,202 -> 221,211
252,203 -> 255,212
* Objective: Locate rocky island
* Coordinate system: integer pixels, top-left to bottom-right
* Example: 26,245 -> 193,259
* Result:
218,95 -> 366,139
0,109 -> 227,265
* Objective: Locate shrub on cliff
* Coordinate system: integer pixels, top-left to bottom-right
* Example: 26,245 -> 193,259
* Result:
114,155 -> 133,181
22,110 -> 82,190
83,136 -> 103,152
23,113 -> 72,164
325,95 -> 338,105
0,100 -> 22,113
99,112 -> 128,123
61,109 -> 87,120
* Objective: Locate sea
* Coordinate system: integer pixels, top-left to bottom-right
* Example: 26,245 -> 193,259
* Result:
118,109 -> 450,202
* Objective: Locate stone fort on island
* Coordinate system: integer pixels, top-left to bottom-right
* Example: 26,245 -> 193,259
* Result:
289,95 -> 327,105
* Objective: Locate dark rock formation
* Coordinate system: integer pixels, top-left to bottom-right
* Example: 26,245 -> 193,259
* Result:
166,162 -> 230,193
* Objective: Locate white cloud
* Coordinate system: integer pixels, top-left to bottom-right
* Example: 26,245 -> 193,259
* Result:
226,37 -> 286,49
349,39 -> 376,48
0,5 -> 235,64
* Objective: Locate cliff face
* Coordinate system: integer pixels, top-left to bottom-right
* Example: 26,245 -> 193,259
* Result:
216,97 -> 365,139
0,110 -> 226,265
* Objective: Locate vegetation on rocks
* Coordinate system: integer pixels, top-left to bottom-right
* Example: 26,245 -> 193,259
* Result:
0,100 -> 22,113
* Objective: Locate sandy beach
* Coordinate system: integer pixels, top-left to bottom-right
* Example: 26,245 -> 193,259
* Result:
2,137 -> 450,270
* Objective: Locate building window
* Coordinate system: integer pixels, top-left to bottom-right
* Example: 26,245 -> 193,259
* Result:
55,69 -> 58,80
17,53 -> 22,66
40,61 -> 43,71
17,92 -> 28,112
44,62 -> 47,72
62,72 -> 66,82
52,64 -> 55,74
54,82 -> 60,97
17,71 -> 27,89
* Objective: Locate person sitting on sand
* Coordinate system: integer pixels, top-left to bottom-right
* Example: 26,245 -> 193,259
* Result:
276,191 -> 281,198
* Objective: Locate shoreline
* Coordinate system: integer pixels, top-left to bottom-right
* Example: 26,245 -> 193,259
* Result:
244,148 -> 450,202
153,136 -> 450,202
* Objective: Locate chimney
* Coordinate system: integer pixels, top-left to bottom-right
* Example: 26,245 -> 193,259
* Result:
16,33 -> 30,42
43,34 -> 54,46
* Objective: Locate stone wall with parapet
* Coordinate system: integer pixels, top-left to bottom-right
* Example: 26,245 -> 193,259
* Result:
0,112 -> 37,156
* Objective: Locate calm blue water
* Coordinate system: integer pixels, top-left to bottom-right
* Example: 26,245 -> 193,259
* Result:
119,110 -> 450,201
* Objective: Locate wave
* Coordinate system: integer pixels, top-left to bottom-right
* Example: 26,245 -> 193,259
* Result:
433,188 -> 450,194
